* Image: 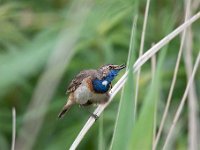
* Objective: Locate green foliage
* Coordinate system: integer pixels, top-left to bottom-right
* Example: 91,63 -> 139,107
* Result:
129,46 -> 167,149
0,0 -> 200,150
110,17 -> 137,150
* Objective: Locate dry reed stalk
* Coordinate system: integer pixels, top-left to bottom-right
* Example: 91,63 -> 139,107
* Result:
11,108 -> 16,150
70,12 -> 200,150
153,1 -> 193,148
134,0 -> 151,119
183,0 -> 199,149
162,52 -> 200,150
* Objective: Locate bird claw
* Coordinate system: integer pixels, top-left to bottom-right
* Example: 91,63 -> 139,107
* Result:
91,113 -> 99,121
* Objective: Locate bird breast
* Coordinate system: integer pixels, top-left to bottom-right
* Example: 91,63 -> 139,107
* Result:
73,77 -> 108,105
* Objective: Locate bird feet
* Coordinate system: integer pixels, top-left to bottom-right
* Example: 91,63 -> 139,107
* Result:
91,113 -> 99,121
79,104 -> 99,121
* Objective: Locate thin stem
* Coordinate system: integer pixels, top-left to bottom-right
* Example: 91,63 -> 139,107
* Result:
133,12 -> 200,71
134,0 -> 151,120
11,107 -> 16,150
162,52 -> 200,150
183,1 -> 199,150
69,12 -> 200,150
153,1 -> 192,148
151,54 -> 157,149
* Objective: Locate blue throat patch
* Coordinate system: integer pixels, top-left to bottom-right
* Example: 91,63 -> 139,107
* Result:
92,69 -> 120,93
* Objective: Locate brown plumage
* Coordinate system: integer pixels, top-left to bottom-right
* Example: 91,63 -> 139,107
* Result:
58,97 -> 74,118
58,64 -> 126,119
66,70 -> 102,93
58,70 -> 104,118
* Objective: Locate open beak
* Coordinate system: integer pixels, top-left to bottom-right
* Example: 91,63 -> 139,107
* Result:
113,64 -> 126,70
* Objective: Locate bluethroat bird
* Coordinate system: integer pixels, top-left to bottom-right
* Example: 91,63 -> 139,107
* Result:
58,64 -> 126,119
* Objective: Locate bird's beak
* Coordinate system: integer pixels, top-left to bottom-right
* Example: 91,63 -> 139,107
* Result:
113,64 -> 126,70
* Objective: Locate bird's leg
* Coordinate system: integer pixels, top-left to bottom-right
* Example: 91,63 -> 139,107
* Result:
99,93 -> 110,104
110,83 -> 113,89
81,100 -> 93,106
79,104 -> 99,121
109,83 -> 113,93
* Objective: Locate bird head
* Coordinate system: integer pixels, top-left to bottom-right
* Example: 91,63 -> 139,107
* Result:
92,64 -> 126,93
98,64 -> 126,79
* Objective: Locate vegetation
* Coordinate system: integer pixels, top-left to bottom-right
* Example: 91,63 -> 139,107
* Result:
0,0 -> 199,149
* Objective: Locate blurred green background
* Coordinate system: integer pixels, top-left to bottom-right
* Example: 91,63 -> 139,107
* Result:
0,0 -> 199,149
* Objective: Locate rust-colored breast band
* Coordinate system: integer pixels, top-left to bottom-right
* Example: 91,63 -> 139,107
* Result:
85,77 -> 94,92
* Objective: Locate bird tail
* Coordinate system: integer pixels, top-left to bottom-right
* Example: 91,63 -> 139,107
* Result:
58,99 -> 74,119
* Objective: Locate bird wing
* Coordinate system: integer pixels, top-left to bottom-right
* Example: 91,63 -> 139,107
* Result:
66,70 -> 101,93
